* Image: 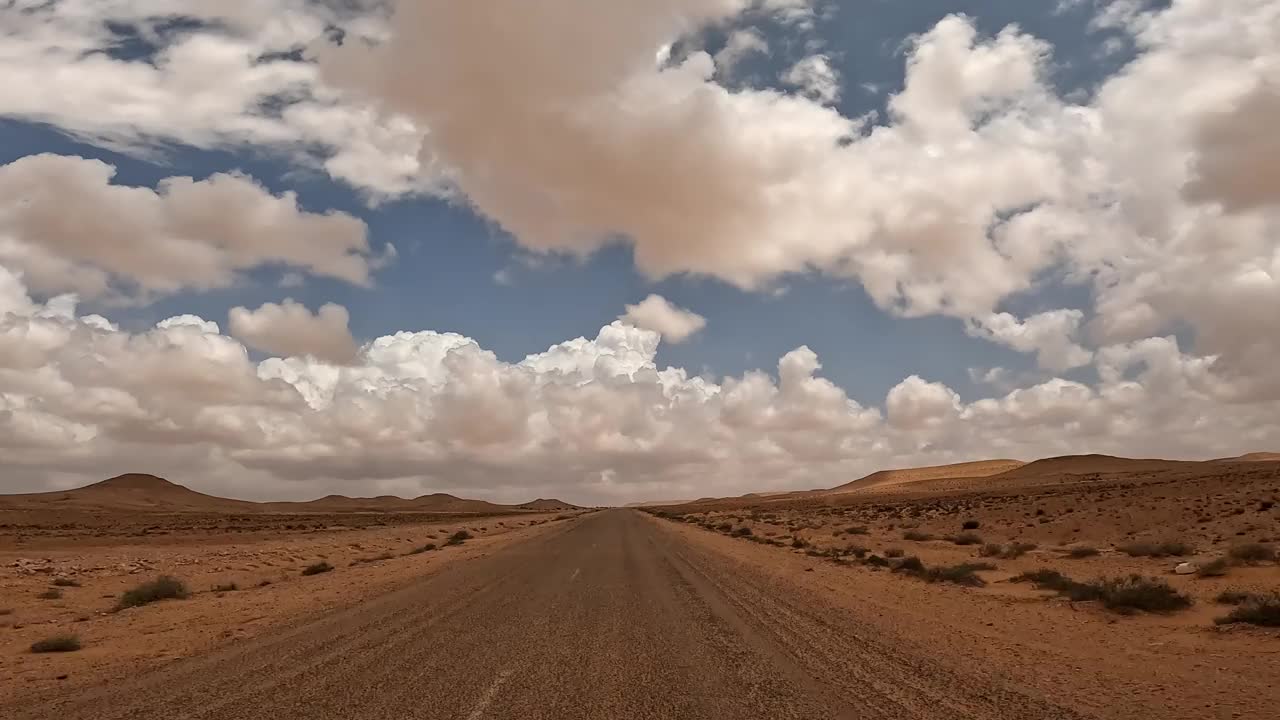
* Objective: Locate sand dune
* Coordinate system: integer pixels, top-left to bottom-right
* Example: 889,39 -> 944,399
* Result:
823,459 -> 1026,495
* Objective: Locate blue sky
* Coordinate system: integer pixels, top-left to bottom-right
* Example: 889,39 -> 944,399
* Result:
1,0 -> 1275,504
0,1 -> 1128,402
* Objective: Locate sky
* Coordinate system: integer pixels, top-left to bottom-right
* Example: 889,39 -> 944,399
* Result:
1,0 -> 1278,506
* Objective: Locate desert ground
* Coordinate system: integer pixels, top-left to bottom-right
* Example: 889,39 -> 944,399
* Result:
1,456 -> 1277,719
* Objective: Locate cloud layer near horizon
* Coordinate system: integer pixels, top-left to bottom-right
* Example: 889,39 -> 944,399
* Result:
1,0 -> 1279,503
2,267 -> 1277,504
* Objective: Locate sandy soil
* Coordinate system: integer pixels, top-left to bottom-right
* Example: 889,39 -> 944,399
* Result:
0,510 -> 574,702
647,460 -> 1280,718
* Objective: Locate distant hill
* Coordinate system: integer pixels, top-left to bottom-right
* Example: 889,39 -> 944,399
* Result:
0,474 -> 258,513
823,459 -> 1026,495
1223,451 -> 1280,462
517,499 -> 583,511
0,474 -> 569,515
991,454 -> 1199,480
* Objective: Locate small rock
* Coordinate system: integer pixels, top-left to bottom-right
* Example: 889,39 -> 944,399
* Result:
1174,562 -> 1199,575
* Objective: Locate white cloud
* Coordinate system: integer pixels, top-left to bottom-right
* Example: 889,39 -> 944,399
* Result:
969,310 -> 1094,371
781,54 -> 841,104
229,300 -> 359,365
3,0 -> 1280,503
619,295 -> 708,343
0,154 -> 378,302
5,267 -> 1278,505
0,1 -> 429,197
715,29 -> 770,76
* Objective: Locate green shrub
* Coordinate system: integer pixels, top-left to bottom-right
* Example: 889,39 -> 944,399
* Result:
301,562 -> 334,576
949,532 -> 983,546
446,530 -> 472,546
731,527 -> 753,537
962,520 -> 981,530
30,634 -> 81,653
790,536 -> 808,549
844,526 -> 870,535
903,530 -> 934,542
117,576 -> 190,609
51,578 -> 81,587
1214,592 -> 1280,627
1228,543 -> 1276,564
36,589 -> 62,600
864,554 -> 889,567
1066,546 -> 1100,558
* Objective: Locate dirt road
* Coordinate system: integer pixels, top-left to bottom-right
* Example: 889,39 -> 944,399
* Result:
7,510 -> 1082,720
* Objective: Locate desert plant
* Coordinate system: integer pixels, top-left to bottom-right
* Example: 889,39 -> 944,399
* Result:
1215,589 -> 1262,605
1214,592 -> 1280,627
845,545 -> 869,559
51,578 -> 80,588
1196,558 -> 1231,577
301,562 -> 334,576
212,582 -> 238,592
446,530 -> 472,546
1228,543 -> 1276,564
962,520 -> 981,530
731,527 -> 753,537
30,634 -> 81,653
893,555 -> 925,573
790,536 -> 808,549
863,554 -> 890,567
117,576 -> 190,609
1118,541 -> 1194,558
1002,542 -> 1037,559
903,530 -> 934,542
1066,546 -> 1100,559
717,522 -> 734,532
845,526 -> 870,535
1095,575 -> 1193,614
979,543 -> 1004,558
922,563 -> 992,587
36,589 -> 62,600
949,532 -> 983,546
884,547 -> 905,558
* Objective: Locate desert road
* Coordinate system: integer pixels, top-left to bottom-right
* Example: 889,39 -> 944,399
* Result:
8,510 -> 1081,720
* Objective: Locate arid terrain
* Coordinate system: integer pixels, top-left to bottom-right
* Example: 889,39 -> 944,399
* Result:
1,457 -> 1277,719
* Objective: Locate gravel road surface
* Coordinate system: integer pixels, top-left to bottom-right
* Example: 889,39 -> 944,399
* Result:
7,510 -> 1081,719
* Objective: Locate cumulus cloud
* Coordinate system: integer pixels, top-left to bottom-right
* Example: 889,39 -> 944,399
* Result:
4,267 -> 1280,505
0,154 -> 379,301
3,0 -> 1280,503
229,300 -> 359,365
618,295 -> 708,343
781,54 -> 841,104
0,0 -> 429,197
969,311 -> 1093,372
